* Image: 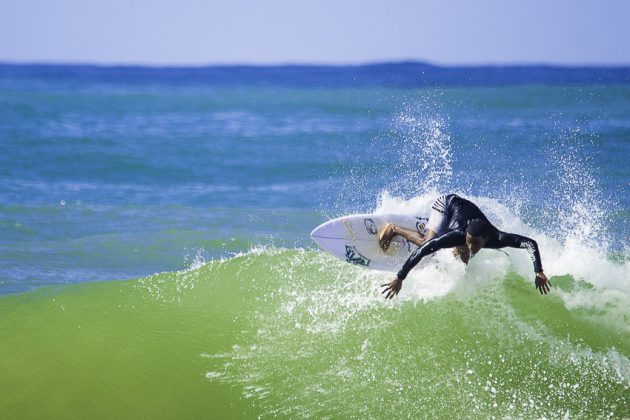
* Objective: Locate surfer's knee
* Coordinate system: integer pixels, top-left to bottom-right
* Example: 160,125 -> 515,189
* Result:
382,223 -> 397,236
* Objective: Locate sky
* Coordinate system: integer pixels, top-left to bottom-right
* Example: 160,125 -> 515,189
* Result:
1,0 -> 630,66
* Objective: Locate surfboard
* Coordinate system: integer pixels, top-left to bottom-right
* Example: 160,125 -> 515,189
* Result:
310,214 -> 429,271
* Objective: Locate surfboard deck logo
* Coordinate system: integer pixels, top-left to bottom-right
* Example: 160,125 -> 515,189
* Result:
400,238 -> 412,252
342,219 -> 356,240
416,218 -> 428,234
364,218 -> 377,234
345,245 -> 371,267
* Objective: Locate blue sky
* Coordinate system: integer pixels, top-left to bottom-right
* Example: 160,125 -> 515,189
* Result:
2,0 -> 629,65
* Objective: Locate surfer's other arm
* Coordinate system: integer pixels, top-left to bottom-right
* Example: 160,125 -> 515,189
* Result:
492,232 -> 550,294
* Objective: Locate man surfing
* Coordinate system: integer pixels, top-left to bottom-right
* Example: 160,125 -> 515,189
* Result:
379,194 -> 551,299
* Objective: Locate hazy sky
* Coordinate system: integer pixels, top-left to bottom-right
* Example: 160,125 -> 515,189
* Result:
2,0 -> 629,66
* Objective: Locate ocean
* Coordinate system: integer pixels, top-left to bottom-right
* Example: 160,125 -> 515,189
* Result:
0,63 -> 628,418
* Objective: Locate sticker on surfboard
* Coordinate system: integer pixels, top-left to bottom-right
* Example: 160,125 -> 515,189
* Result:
345,245 -> 371,266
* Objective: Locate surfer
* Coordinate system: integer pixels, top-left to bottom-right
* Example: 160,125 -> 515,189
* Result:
379,194 -> 551,299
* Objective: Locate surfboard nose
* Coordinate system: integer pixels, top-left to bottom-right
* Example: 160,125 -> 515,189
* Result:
310,226 -> 319,244
310,220 -> 332,249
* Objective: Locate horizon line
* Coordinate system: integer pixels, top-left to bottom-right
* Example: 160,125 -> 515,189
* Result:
2,59 -> 630,70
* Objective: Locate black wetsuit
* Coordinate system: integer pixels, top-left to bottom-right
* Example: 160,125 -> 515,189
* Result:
397,194 -> 543,280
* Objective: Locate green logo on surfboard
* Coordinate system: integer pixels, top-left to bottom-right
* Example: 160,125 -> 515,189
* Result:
345,245 -> 371,267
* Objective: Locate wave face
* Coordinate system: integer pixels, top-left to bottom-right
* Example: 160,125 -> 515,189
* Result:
1,243 -> 628,418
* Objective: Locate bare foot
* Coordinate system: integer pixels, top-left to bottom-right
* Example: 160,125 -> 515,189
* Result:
379,224 -> 397,251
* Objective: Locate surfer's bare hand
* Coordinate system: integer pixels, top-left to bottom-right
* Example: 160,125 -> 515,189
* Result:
535,272 -> 551,295
381,277 -> 404,299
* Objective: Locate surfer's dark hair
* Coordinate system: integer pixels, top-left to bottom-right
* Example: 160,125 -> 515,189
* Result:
467,219 -> 490,237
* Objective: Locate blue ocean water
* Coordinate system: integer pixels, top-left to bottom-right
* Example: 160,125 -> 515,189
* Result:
1,63 -> 630,418
1,63 -> 628,294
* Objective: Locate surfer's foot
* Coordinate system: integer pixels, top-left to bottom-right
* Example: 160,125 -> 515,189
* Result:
379,224 -> 397,252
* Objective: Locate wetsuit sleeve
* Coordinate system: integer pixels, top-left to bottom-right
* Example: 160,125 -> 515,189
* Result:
495,232 -> 543,273
397,230 -> 465,280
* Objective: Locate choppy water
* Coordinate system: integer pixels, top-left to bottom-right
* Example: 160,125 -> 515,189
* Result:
0,64 -> 628,418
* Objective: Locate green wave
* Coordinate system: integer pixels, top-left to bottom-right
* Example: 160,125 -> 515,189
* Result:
1,248 -> 628,418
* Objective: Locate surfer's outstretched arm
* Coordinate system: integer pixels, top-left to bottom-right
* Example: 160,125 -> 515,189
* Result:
494,232 -> 551,294
381,230 -> 464,299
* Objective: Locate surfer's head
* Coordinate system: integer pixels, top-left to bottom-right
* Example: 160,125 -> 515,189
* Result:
466,219 -> 490,256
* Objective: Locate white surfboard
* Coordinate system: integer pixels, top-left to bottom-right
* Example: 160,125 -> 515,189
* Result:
310,214 -> 429,271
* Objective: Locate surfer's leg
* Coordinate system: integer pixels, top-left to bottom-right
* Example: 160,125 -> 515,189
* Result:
426,204 -> 449,236
379,224 -> 426,251
379,224 -> 398,251
379,195 -> 450,252
392,226 -> 425,246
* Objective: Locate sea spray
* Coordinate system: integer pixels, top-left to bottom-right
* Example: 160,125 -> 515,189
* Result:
329,91 -> 454,216
381,93 -> 453,198
543,128 -> 611,248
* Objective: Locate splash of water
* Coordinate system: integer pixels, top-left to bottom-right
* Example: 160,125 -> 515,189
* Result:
385,98 -> 453,197
544,128 -> 611,250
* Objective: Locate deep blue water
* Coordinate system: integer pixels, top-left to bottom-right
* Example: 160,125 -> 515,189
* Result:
1,63 -> 629,294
